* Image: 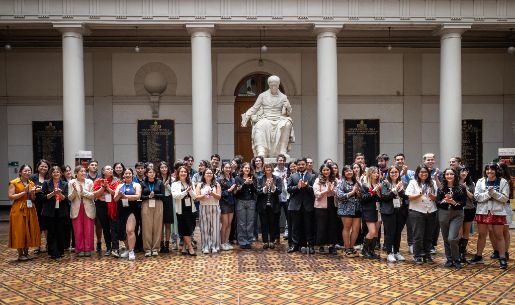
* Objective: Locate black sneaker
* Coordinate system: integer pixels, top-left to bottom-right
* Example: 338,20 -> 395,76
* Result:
96,242 -> 101,253
444,260 -> 454,268
300,247 -> 307,254
499,258 -> 508,270
454,260 -> 463,269
469,255 -> 484,264
308,247 -> 315,254
424,255 -> 435,264
490,250 -> 500,259
414,257 -> 424,264
319,247 -> 326,254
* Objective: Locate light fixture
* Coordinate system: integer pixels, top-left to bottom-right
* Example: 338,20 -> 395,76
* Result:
508,28 -> 515,54
4,26 -> 12,51
386,27 -> 392,51
135,26 -> 141,53
258,27 -> 267,66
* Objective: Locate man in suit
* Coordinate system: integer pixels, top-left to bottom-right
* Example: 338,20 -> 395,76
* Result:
287,157 -> 316,254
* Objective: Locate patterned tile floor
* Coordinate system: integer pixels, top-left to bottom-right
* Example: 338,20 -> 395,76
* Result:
0,221 -> 513,305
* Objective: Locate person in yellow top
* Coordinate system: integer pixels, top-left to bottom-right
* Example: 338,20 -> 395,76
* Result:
8,164 -> 41,261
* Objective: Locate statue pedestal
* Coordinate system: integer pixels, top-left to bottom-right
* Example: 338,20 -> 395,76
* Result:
263,157 -> 296,164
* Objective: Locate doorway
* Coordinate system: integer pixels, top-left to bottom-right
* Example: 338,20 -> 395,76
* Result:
234,73 -> 285,162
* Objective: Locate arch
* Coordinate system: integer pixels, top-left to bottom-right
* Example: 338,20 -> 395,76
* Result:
134,62 -> 178,96
221,59 -> 297,96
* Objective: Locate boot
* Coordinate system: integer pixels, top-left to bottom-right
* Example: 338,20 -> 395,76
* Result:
459,238 -> 468,264
369,238 -> 380,259
361,239 -> 370,258
164,241 -> 170,253
160,241 -> 166,253
374,237 -> 380,250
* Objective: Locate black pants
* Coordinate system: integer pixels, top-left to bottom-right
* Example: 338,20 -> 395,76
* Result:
45,215 -> 66,257
290,206 -> 315,247
63,216 -> 75,249
95,201 -> 118,251
260,206 -> 279,243
409,210 -> 437,258
315,205 -> 338,246
406,216 -> 414,246
382,208 -> 408,254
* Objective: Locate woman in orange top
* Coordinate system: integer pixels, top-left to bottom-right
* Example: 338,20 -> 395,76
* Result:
8,164 -> 41,261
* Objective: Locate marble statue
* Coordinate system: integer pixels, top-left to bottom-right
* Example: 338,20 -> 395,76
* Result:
241,75 -> 295,158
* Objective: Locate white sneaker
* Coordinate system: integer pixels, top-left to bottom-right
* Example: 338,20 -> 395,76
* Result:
354,244 -> 363,251
120,249 -> 129,258
152,250 -> 159,256
409,245 -> 413,254
212,248 -> 218,254
221,243 -> 230,251
128,250 -> 136,261
202,249 -> 210,254
226,243 -> 234,250
387,253 -> 397,263
394,253 -> 405,261
144,250 -> 152,257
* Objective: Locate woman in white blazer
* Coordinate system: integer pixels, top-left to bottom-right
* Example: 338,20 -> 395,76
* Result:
68,166 -> 96,257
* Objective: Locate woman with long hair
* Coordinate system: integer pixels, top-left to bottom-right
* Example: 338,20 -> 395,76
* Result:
113,162 -> 126,180
336,165 -> 362,257
113,168 -> 142,260
158,161 -> 173,253
360,167 -> 382,259
234,162 -> 257,249
218,162 -> 237,251
42,166 -> 70,259
314,163 -> 338,254
196,168 -> 222,254
171,166 -> 197,256
380,166 -> 409,263
140,167 -> 165,257
8,164 -> 40,261
30,159 -> 50,254
458,167 -> 476,264
470,163 -> 510,269
489,162 -> 513,261
436,168 -> 466,268
256,163 -> 282,250
405,164 -> 438,264
68,166 -> 96,257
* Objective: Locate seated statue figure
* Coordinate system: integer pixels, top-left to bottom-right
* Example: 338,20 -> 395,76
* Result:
241,75 -> 295,158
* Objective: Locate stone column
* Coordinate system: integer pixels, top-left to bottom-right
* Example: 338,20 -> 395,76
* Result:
54,24 -> 86,167
438,24 -> 470,169
187,25 -> 214,163
315,25 -> 342,164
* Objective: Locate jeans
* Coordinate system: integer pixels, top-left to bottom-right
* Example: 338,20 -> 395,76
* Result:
236,199 -> 256,246
438,209 -> 464,261
409,210 -> 437,258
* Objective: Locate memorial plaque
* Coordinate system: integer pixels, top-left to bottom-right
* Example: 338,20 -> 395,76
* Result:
462,119 -> 483,181
344,119 -> 380,165
137,120 -> 175,165
32,121 -> 64,167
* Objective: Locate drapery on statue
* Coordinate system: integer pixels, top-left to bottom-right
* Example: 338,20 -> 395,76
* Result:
241,75 -> 295,158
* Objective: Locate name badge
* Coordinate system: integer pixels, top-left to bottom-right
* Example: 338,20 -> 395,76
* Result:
122,199 -> 129,207
55,200 -> 60,209
105,194 -> 112,202
185,199 -> 191,207
149,199 -> 156,208
393,198 -> 401,208
27,200 -> 33,208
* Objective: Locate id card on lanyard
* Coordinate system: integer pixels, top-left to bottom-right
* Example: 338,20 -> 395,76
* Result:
148,182 -> 155,208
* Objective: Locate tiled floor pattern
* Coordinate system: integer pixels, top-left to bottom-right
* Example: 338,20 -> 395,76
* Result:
0,222 -> 513,305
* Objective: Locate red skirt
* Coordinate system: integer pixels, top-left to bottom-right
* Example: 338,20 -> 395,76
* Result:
475,213 -> 506,225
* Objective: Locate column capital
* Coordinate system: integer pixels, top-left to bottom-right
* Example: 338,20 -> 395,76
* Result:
186,24 -> 215,36
434,23 -> 472,37
313,23 -> 344,36
53,22 -> 90,35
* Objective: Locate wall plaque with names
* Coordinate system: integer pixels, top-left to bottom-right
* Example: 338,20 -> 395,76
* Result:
344,119 -> 380,165
462,119 -> 483,181
137,120 -> 175,165
32,121 -> 64,167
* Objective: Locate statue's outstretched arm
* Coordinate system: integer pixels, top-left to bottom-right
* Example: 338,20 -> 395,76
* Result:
241,94 -> 263,127
282,98 -> 292,116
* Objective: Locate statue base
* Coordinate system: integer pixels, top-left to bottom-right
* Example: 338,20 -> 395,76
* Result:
263,157 -> 296,164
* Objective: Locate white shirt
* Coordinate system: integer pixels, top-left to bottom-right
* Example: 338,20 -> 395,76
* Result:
405,180 -> 438,214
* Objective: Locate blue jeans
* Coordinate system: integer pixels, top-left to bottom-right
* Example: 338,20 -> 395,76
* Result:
236,199 -> 256,246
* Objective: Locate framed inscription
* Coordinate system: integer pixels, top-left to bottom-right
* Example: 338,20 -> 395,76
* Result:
137,120 -> 175,165
344,119 -> 380,165
32,121 -> 64,167
462,119 -> 483,181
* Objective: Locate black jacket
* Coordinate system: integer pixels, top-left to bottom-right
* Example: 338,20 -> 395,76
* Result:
41,179 -> 70,218
287,171 -> 315,212
379,180 -> 409,215
234,176 -> 257,201
256,175 -> 283,213
141,179 -> 165,200
436,185 -> 467,210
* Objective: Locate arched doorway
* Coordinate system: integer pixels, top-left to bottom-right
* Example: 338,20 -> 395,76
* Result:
234,73 -> 285,162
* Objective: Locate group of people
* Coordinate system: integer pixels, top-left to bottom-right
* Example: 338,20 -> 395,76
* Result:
7,152 -> 512,269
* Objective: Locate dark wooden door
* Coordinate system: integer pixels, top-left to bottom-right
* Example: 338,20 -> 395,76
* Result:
234,73 -> 285,163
